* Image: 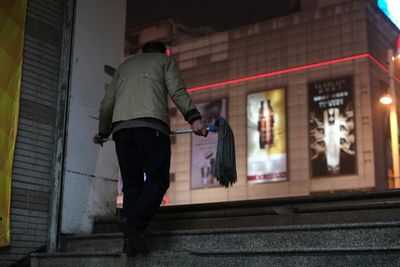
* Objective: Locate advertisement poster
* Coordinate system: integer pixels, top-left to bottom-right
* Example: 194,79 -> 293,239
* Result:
0,0 -> 28,247
247,88 -> 287,183
191,99 -> 227,189
309,76 -> 356,177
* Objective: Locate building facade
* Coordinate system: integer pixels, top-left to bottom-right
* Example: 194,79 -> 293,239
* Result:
165,0 -> 400,204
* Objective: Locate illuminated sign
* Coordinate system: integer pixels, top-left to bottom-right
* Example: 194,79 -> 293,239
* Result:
247,88 -> 287,183
378,0 -> 400,30
308,77 -> 356,177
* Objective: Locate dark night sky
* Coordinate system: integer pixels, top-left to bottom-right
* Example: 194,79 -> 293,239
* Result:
126,0 -> 301,31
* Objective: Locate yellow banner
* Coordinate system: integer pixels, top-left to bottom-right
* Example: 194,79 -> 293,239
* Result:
0,0 -> 27,247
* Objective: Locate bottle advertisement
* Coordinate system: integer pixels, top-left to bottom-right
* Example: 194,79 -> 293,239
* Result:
309,76 -> 356,177
191,99 -> 227,189
247,88 -> 287,183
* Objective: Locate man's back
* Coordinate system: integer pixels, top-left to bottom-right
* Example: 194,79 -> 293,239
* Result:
112,52 -> 175,125
96,40 -> 205,139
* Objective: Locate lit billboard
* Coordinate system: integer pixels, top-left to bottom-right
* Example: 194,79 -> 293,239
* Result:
247,88 -> 287,183
308,76 -> 356,177
378,0 -> 400,30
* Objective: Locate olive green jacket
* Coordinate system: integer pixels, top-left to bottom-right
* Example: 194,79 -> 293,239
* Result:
98,52 -> 200,136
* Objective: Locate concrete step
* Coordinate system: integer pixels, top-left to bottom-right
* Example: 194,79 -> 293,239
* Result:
63,222 -> 400,254
93,190 -> 400,234
153,190 -> 400,220
31,251 -> 192,267
31,249 -> 400,267
93,205 -> 400,234
62,233 -> 124,253
147,223 -> 400,253
178,250 -> 400,267
148,207 -> 400,232
30,252 -> 124,267
33,190 -> 400,267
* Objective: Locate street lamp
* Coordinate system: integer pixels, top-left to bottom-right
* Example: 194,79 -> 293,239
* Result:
379,93 -> 393,105
380,49 -> 400,188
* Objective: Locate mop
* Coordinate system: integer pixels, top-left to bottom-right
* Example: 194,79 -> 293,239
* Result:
102,116 -> 237,187
173,116 -> 237,187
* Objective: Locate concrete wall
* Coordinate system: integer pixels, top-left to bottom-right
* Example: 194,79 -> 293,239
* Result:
61,0 -> 126,234
166,0 -> 383,205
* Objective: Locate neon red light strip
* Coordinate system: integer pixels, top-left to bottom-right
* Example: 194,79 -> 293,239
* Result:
187,53 -> 400,92
364,54 -> 400,83
367,54 -> 400,85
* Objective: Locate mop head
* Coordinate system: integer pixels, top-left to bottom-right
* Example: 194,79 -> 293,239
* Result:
213,117 -> 237,187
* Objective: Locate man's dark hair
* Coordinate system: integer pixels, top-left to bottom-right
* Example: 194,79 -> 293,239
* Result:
142,41 -> 167,54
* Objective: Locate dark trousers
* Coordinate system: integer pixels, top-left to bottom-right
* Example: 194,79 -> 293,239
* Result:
113,127 -> 170,233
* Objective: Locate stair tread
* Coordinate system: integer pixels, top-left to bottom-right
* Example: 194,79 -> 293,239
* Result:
31,251 -> 122,257
192,247 -> 400,254
148,221 -> 400,235
32,246 -> 400,259
66,221 -> 400,241
65,232 -> 124,240
93,190 -> 400,223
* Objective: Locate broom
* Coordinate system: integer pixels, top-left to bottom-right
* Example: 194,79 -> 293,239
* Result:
102,117 -> 237,187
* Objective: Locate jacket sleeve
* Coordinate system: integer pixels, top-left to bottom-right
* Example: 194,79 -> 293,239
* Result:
98,69 -> 120,137
165,58 -> 201,124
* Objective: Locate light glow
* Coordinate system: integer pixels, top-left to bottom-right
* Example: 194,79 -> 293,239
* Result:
187,54 -> 400,92
378,0 -> 400,30
380,93 -> 393,105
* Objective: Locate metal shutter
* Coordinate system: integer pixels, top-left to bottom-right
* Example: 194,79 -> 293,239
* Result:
0,0 -> 65,265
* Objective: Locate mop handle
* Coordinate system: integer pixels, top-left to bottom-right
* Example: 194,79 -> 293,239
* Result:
100,125 -> 218,143
172,125 -> 218,134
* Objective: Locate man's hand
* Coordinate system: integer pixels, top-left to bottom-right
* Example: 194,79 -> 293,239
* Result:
93,133 -> 106,146
191,119 -> 207,137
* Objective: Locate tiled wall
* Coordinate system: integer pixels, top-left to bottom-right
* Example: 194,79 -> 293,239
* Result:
166,0 -> 389,205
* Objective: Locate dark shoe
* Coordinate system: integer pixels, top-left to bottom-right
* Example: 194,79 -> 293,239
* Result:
123,237 -> 138,257
127,227 -> 149,255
